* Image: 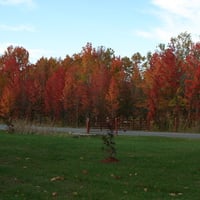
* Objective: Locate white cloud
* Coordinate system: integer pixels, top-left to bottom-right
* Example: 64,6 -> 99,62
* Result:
152,0 -> 200,19
0,0 -> 36,8
0,24 -> 36,32
136,0 -> 200,44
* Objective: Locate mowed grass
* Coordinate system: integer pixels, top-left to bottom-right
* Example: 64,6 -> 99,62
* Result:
1,132 -> 200,200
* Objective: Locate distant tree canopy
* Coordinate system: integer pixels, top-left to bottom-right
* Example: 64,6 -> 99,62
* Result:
1,32 -> 200,131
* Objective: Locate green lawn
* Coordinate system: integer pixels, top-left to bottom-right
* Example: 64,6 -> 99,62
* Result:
0,131 -> 200,200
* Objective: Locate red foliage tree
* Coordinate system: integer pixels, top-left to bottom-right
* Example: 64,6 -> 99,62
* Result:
45,67 -> 65,121
0,46 -> 29,129
2,33 -> 200,131
185,43 -> 200,126
145,48 -> 185,130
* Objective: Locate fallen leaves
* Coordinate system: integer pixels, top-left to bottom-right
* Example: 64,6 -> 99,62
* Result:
144,188 -> 148,192
110,173 -> 122,180
50,176 -> 65,197
82,169 -> 88,175
169,192 -> 183,197
128,172 -> 137,177
50,176 -> 64,182
123,190 -> 128,194
73,191 -> 78,196
52,192 -> 57,197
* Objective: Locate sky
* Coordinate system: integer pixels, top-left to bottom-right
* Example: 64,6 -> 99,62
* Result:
1,0 -> 200,63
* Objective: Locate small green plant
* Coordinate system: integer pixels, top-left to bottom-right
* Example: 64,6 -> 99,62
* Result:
102,132 -> 116,159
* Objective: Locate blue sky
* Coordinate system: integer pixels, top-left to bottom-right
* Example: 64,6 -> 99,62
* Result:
0,0 -> 200,63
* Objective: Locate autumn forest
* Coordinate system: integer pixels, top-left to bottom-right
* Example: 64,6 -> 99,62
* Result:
0,33 -> 200,132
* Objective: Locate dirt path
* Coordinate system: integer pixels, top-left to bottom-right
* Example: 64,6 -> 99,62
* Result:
0,124 -> 200,139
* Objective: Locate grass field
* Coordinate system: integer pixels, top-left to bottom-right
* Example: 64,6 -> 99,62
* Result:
1,131 -> 200,200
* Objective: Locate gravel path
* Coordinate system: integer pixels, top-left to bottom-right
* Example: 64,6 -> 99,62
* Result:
0,124 -> 200,139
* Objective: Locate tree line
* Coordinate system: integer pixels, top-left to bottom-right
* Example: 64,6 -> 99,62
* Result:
0,32 -> 200,132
